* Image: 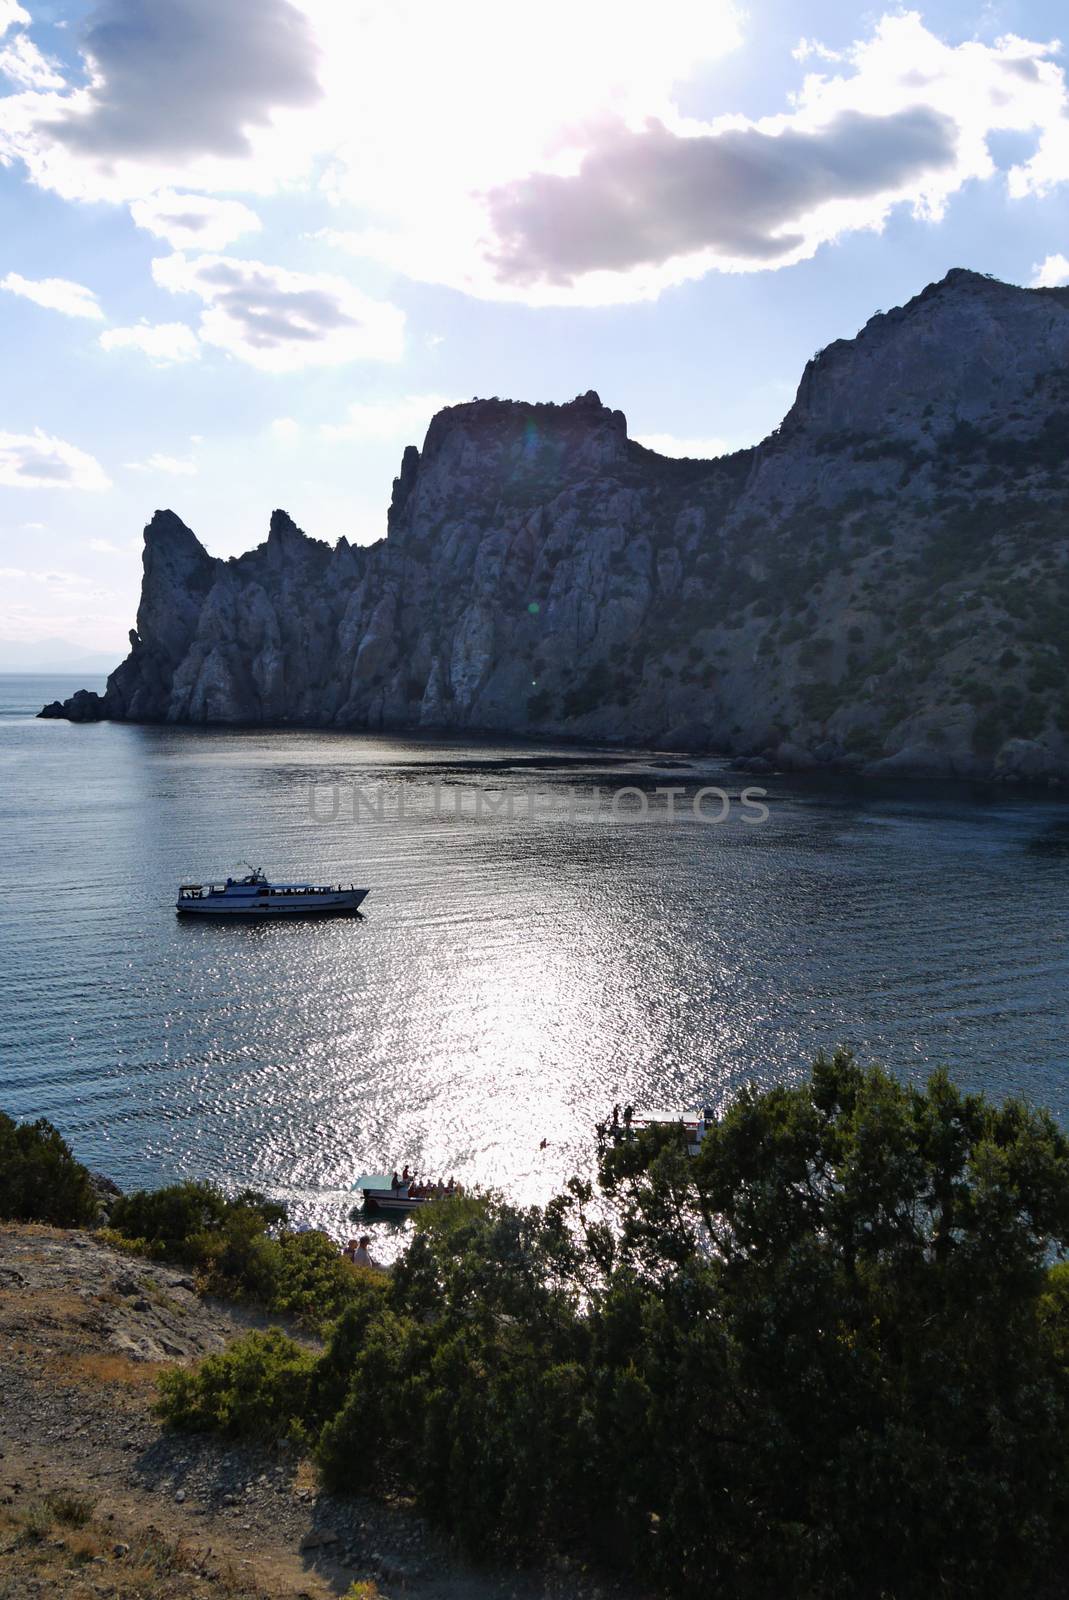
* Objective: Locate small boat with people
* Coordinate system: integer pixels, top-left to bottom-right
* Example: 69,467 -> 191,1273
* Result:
352,1167 -> 462,1214
598,1103 -> 716,1155
176,864 -> 369,917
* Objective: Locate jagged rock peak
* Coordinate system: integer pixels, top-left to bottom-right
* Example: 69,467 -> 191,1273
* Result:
243,508 -> 332,570
782,265 -> 1069,440
388,444 -> 421,528
421,390 -> 627,459
144,508 -> 205,552
268,508 -> 304,542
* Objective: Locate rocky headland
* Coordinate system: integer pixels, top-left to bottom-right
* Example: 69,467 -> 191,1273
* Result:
42,269 -> 1069,783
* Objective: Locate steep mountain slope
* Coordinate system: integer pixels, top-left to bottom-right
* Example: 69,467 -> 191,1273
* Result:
42,269 -> 1069,780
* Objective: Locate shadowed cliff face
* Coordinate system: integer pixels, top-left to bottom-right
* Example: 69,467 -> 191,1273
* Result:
41,273 -> 1069,781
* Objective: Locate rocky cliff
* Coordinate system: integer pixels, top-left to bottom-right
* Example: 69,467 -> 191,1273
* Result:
42,269 -> 1069,781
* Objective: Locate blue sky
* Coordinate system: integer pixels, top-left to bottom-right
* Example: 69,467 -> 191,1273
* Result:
1,0 -> 1068,655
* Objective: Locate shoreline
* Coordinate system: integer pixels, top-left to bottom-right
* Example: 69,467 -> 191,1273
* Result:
30,701 -> 1069,795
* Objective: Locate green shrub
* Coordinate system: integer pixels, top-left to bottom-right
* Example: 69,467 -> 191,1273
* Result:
109,1181 -> 285,1268
972,705 -> 1005,755
109,1180 -> 226,1260
262,1230 -> 377,1329
156,1328 -> 315,1440
108,1182 -> 365,1332
157,1059 -> 1069,1597
561,662 -> 614,719
800,680 -> 841,721
0,1111 -> 98,1226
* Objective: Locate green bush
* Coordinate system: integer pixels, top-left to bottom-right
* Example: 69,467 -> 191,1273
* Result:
156,1328 -> 315,1440
0,1111 -> 98,1226
109,1181 -> 285,1267
561,661 -> 614,719
800,679 -> 841,721
157,1057 -> 1069,1597
972,705 -> 1005,755
259,1229 -> 379,1329
109,1180 -> 228,1259
108,1181 -> 366,1332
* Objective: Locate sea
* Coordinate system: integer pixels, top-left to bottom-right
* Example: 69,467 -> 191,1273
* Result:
3,672 -> 1069,1249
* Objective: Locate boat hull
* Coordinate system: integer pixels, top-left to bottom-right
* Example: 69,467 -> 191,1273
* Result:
177,889 -> 369,916
361,1192 -> 430,1214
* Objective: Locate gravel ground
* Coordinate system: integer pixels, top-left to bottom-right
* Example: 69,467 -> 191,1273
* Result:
0,1225 -> 639,1600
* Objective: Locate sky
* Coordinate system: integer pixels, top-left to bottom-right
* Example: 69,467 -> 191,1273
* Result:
1,0 -> 1068,657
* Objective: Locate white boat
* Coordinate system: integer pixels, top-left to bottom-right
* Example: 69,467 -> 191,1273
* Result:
176,864 -> 369,917
641,1109 -> 715,1154
602,1107 -> 715,1155
351,1174 -> 458,1214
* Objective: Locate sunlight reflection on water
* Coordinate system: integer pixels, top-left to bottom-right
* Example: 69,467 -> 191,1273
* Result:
3,679 -> 1069,1255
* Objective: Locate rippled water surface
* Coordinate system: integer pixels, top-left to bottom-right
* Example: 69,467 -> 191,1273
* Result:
4,673 -> 1069,1244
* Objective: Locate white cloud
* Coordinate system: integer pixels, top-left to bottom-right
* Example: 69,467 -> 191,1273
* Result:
0,567 -> 95,587
302,12 -> 1069,305
321,393 -> 458,441
2,5 -> 1069,308
1032,252 -> 1069,287
129,189 -> 262,249
125,451 -> 198,475
487,106 -> 957,287
0,428 -> 110,490
99,321 -> 200,363
0,1 -> 31,32
89,537 -> 121,553
468,15 -> 1069,300
636,432 -> 732,459
152,252 -> 404,370
0,0 -> 743,277
0,30 -> 63,90
0,1 -> 62,89
792,38 -> 846,66
0,0 -> 321,202
269,416 -> 300,440
0,270 -> 103,318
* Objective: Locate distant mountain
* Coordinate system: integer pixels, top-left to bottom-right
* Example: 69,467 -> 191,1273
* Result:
2,638 -> 119,674
40,268 -> 1069,782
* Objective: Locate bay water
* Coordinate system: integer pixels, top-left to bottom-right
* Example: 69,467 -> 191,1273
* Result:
3,673 -> 1068,1246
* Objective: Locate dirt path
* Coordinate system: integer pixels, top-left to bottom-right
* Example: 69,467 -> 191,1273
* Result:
0,1225 -> 626,1600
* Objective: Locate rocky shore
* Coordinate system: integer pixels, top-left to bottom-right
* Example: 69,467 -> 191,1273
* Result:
0,1224 -> 629,1600
40,270 -> 1069,786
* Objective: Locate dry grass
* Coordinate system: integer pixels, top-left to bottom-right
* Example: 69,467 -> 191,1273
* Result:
0,1498 -> 276,1598
47,1489 -> 96,1526
59,1350 -> 166,1388
65,1525 -> 108,1562
293,1456 -> 319,1496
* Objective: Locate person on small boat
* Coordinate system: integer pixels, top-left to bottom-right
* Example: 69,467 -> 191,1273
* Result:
623,1103 -> 634,1130
401,1164 -> 412,1183
391,1170 -> 401,1190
